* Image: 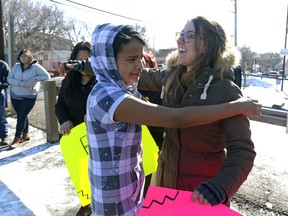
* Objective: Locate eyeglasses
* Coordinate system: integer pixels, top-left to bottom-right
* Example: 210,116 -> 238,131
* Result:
175,32 -> 203,43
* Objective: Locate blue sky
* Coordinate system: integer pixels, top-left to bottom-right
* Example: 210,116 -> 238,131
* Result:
45,0 -> 287,53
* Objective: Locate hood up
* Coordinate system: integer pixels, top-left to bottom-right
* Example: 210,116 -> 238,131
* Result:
91,23 -> 138,94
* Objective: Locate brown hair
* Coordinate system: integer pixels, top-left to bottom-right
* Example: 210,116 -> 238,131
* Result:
143,51 -> 158,69
164,16 -> 227,103
17,49 -> 33,62
69,41 -> 92,60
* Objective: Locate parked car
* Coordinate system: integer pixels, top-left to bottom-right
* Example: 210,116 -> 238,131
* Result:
260,71 -> 270,76
269,71 -> 286,79
260,71 -> 285,79
269,71 -> 281,78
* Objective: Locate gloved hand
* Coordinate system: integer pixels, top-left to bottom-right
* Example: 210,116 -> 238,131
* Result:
192,182 -> 227,206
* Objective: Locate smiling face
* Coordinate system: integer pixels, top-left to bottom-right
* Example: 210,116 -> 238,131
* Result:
19,52 -> 32,66
116,38 -> 145,84
177,21 -> 206,72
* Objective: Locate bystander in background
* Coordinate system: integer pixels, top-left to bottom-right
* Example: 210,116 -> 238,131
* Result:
0,60 -> 10,146
55,41 -> 96,216
233,65 -> 242,88
7,49 -> 50,148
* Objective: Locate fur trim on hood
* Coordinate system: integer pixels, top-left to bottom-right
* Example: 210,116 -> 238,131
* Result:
214,47 -> 241,73
165,46 -> 240,73
165,50 -> 178,70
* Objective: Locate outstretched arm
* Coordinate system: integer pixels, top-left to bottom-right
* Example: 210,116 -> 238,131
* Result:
114,96 -> 261,128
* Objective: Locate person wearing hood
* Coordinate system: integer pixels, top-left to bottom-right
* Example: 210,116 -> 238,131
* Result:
7,49 -> 50,148
86,23 -> 260,215
138,16 -> 256,208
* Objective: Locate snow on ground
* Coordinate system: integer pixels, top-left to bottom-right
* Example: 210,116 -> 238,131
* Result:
0,75 -> 287,216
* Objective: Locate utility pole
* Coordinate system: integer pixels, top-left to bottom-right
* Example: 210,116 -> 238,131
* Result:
234,0 -> 238,47
281,3 -> 288,91
0,0 -> 4,60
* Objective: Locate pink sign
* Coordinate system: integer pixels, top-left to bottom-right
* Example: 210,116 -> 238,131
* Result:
140,186 -> 242,216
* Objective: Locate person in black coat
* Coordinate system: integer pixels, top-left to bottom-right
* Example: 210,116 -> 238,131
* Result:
0,60 -> 10,145
55,41 -> 97,136
233,65 -> 242,88
55,42 -> 96,215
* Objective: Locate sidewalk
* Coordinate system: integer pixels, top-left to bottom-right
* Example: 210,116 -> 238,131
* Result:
0,118 -> 80,216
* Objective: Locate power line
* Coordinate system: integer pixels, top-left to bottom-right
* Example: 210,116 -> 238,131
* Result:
49,0 -> 95,14
49,0 -> 151,24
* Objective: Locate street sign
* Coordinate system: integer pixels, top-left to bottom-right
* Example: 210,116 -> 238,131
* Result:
280,48 -> 288,55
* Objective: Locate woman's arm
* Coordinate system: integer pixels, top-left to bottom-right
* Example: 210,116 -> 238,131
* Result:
7,64 -> 21,86
137,68 -> 165,91
34,64 -> 51,81
55,80 -> 71,125
114,96 -> 261,128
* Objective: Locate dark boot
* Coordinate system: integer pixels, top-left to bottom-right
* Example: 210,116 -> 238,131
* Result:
0,137 -> 9,146
75,204 -> 92,216
20,132 -> 30,143
10,136 -> 21,149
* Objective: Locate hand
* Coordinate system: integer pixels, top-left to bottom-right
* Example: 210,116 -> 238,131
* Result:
59,120 -> 74,135
192,182 -> 227,206
64,63 -> 75,70
18,78 -> 37,87
0,83 -> 9,88
192,189 -> 209,205
25,77 -> 37,87
234,97 -> 262,117
19,81 -> 26,87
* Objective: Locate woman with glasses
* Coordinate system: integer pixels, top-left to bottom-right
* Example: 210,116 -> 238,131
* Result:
138,16 -> 256,207
7,49 -> 50,148
83,23 -> 261,215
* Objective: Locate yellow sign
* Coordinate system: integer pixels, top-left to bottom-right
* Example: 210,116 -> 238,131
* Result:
60,123 -> 159,206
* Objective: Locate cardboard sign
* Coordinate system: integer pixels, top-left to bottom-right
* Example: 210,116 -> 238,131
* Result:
140,186 -> 242,216
60,123 -> 159,206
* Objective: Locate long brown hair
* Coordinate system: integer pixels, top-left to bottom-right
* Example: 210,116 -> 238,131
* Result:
164,16 -> 227,104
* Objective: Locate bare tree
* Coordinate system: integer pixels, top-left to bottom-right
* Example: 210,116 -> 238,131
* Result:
64,18 -> 93,45
2,0 -> 76,52
238,46 -> 257,72
132,23 -> 149,44
258,52 -> 282,72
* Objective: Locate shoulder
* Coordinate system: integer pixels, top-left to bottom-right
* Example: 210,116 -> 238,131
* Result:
11,63 -> 21,71
33,63 -> 45,69
220,78 -> 243,101
0,60 -> 8,66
